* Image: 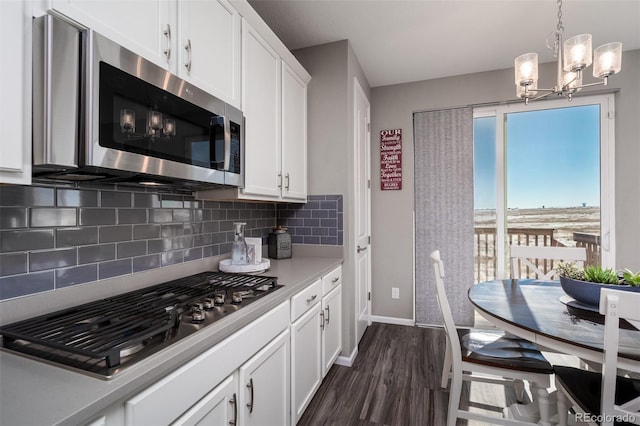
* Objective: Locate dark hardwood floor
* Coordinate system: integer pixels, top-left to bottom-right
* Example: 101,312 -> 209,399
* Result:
298,323 -> 522,426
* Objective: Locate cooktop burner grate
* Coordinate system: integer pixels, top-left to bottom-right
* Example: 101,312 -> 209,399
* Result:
0,271 -> 279,378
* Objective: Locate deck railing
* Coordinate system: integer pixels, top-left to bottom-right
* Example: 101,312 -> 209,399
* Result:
474,228 -> 600,282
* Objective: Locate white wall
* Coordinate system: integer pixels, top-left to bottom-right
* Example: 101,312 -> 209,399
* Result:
370,49 -> 640,320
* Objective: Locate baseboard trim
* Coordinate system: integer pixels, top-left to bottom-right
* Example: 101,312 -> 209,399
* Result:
335,346 -> 358,367
371,315 -> 415,327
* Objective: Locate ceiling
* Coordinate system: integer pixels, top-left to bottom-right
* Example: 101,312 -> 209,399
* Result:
248,0 -> 640,88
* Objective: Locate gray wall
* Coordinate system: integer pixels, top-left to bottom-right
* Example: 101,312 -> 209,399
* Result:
371,49 -> 640,321
294,40 -> 371,358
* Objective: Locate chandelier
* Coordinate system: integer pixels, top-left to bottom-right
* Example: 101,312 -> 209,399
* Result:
514,0 -> 622,104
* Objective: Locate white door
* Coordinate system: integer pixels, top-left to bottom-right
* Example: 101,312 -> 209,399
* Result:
354,78 -> 371,344
239,330 -> 290,426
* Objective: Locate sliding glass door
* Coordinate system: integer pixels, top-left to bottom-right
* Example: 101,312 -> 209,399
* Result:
473,94 -> 615,282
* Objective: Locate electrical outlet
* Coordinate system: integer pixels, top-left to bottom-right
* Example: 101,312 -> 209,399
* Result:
392,287 -> 399,299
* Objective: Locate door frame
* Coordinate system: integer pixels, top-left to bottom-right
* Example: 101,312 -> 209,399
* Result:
353,76 -> 371,344
474,93 -> 616,276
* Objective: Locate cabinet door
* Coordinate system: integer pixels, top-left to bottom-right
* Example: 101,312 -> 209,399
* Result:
178,0 -> 240,107
172,374 -> 237,426
49,0 -> 174,68
291,303 -> 322,424
322,285 -> 342,377
239,330 -> 290,426
281,62 -> 308,201
0,0 -> 31,184
241,20 -> 281,199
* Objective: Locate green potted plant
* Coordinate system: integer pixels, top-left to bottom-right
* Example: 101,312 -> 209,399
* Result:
555,262 -> 640,307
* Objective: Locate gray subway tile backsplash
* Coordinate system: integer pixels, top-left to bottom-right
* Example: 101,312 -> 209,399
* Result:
0,253 -> 27,276
29,248 -> 77,272
99,258 -> 132,280
0,207 -> 28,229
56,264 -> 97,288
56,227 -> 99,247
0,185 -> 54,207
30,208 -> 77,228
0,184 -> 342,300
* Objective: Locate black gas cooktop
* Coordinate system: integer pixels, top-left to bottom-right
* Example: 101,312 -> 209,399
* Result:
0,271 -> 280,379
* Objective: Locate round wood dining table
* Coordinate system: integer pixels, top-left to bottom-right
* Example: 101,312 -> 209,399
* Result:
468,279 -> 640,373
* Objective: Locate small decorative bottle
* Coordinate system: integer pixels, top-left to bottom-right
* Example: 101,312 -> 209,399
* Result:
231,222 -> 248,265
268,226 -> 292,259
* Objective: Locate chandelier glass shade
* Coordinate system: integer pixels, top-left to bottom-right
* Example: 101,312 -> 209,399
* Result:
514,0 -> 622,104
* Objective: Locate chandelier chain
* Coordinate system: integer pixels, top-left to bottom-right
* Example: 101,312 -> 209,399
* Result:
556,0 -> 564,33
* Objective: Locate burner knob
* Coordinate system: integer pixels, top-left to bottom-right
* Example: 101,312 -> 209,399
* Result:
203,297 -> 215,310
214,292 -> 226,306
191,307 -> 205,323
191,302 -> 204,311
232,292 -> 243,304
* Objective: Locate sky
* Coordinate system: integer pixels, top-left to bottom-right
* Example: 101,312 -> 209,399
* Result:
474,104 -> 600,210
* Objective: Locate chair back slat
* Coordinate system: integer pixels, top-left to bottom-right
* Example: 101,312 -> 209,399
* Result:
509,245 -> 586,280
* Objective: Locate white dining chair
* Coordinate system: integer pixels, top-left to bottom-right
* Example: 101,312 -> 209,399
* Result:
554,288 -> 640,426
509,245 -> 586,280
431,250 -> 555,426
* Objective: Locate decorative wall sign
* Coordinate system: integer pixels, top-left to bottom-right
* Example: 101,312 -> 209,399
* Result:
380,129 -> 402,190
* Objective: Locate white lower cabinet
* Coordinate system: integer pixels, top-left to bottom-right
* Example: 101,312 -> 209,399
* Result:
239,330 -> 290,426
290,265 -> 343,424
291,301 -> 322,423
321,284 -> 342,377
172,374 -> 237,426
124,301 -> 289,426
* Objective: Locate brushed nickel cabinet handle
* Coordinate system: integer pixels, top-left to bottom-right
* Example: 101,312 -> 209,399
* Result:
246,378 -> 254,413
331,277 -> 339,283
320,310 -> 325,330
184,39 -> 192,71
229,393 -> 237,425
325,305 -> 330,324
306,294 -> 317,304
285,173 -> 290,191
278,172 -> 283,189
162,24 -> 171,60
357,245 -> 367,253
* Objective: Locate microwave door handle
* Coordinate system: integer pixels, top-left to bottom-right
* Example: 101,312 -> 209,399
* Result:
223,115 -> 231,171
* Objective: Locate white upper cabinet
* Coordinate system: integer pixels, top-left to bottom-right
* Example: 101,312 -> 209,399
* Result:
46,0 -> 242,108
241,20 -> 282,198
177,0 -> 241,107
281,62 -> 308,201
48,0 -> 174,69
0,0 -> 32,185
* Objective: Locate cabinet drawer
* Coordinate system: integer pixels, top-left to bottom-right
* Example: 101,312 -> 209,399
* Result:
321,265 -> 342,295
291,279 -> 321,321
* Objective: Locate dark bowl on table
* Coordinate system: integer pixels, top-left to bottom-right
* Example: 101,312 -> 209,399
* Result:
559,276 -> 640,307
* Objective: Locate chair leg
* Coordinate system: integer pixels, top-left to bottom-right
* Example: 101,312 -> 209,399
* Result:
447,373 -> 462,426
555,389 -> 569,426
441,341 -> 452,389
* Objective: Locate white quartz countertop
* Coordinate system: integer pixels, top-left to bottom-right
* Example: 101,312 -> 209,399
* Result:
0,256 -> 342,426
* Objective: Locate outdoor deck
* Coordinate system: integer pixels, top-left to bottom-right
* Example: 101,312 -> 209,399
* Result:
474,227 -> 601,282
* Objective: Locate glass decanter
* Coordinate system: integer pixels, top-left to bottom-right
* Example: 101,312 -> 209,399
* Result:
231,222 -> 248,265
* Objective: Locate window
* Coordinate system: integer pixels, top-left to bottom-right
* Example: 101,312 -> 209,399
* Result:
473,94 -> 615,282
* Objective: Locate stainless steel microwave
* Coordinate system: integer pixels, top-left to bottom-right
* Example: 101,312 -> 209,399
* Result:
33,14 -> 244,189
